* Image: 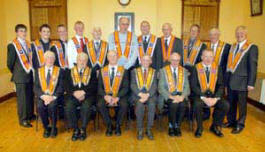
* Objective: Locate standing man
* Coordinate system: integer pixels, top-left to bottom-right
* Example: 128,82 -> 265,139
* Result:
131,55 -> 157,140
182,24 -> 206,73
108,17 -> 138,70
68,21 -> 89,69
32,24 -> 54,69
87,27 -> 108,71
97,51 -> 129,137
224,26 -> 258,134
7,24 -> 34,127
64,52 -> 98,141
51,24 -> 68,69
156,23 -> 183,70
205,28 -> 230,77
34,51 -> 64,138
136,21 -> 157,69
158,53 -> 190,137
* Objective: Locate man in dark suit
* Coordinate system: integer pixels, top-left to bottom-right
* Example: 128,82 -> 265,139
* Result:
7,24 -> 34,128
205,28 -> 231,77
155,23 -> 183,70
131,55 -> 157,140
224,26 -> 258,134
64,52 -> 98,141
158,53 -> 190,137
97,50 -> 129,137
191,49 -> 229,138
32,24 -> 55,69
34,51 -> 64,138
87,27 -> 108,71
135,21 -> 157,69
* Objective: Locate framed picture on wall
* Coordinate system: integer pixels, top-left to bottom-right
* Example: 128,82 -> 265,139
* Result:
114,12 -> 135,32
250,0 -> 263,16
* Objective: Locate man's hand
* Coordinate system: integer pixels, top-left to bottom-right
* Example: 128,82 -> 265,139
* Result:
41,95 -> 54,105
248,86 -> 254,91
73,90 -> 86,101
104,95 -> 112,104
112,97 -> 119,105
139,93 -> 149,103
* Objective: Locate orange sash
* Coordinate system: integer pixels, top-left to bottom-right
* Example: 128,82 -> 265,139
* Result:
38,66 -> 60,95
71,66 -> 91,87
12,39 -> 33,73
54,41 -> 68,68
135,67 -> 155,91
183,38 -> 202,65
227,41 -> 253,73
87,40 -> 107,67
114,31 -> 132,58
196,62 -> 218,93
206,41 -> 225,65
101,65 -> 124,97
137,34 -> 157,62
72,37 -> 89,53
164,65 -> 184,93
34,40 -> 45,66
161,35 -> 175,61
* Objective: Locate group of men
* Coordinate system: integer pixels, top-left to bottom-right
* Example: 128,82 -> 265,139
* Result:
7,17 -> 258,141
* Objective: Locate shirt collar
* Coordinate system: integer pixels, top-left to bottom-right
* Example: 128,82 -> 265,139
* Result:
93,39 -> 101,44
170,65 -> 178,72
75,35 -> 83,40
142,34 -> 150,39
17,37 -> 25,44
45,65 -> 53,71
202,63 -> 211,69
141,66 -> 148,71
211,41 -> 219,47
238,39 -> 247,48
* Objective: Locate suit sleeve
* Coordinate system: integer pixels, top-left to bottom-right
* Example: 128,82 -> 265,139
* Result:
54,70 -> 64,97
50,45 -> 60,67
247,45 -> 258,87
182,69 -> 190,98
31,43 -> 39,69
117,70 -> 129,98
7,44 -> 16,73
130,70 -> 141,96
34,70 -> 44,97
149,71 -> 158,97
158,69 -> 170,100
64,69 -> 74,95
215,67 -> 224,98
97,70 -> 106,97
190,67 -> 203,97
85,69 -> 98,96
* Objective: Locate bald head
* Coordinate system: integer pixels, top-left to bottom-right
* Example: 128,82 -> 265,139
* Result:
119,17 -> 130,33
140,20 -> 151,35
169,53 -> 181,68
162,23 -> 172,38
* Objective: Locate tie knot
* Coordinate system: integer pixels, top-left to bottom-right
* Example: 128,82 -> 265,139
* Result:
112,67 -> 115,71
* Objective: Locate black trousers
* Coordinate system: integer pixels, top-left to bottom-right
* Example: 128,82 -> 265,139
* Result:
37,98 -> 57,129
168,99 -> 188,128
15,83 -> 34,123
193,98 -> 229,129
227,88 -> 247,128
97,97 -> 128,126
65,96 -> 94,130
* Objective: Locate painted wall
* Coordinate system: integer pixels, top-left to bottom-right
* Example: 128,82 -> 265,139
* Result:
0,0 -> 264,97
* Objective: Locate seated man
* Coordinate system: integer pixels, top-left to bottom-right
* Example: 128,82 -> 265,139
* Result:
131,55 -> 157,140
191,49 -> 229,138
64,52 -> 97,141
158,53 -> 190,137
97,50 -> 129,137
34,51 -> 64,138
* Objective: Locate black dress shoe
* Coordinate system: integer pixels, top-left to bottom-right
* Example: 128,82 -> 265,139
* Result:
231,127 -> 244,134
29,115 -> 37,121
195,128 -> 203,138
115,125 -> 121,136
137,129 -> 144,140
20,121 -> 32,128
50,127 -> 58,138
43,127 -> 51,138
79,128 -> 87,141
72,129 -> 80,141
210,125 -> 224,137
174,128 -> 182,137
105,125 -> 113,137
223,122 -> 235,128
168,128 -> 175,137
146,129 -> 154,140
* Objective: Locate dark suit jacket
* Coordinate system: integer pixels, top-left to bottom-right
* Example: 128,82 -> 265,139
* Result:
226,44 -> 258,91
7,43 -> 33,83
155,37 -> 183,70
32,39 -> 55,69
64,67 -> 98,99
50,40 -> 67,68
190,64 -> 224,99
97,66 -> 129,99
218,43 -> 231,76
34,66 -> 64,98
130,67 -> 158,101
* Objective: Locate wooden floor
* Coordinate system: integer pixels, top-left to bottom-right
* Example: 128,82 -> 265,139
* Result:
0,98 -> 264,152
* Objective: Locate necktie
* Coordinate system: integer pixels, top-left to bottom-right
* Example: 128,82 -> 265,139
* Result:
80,38 -> 84,51
234,44 -> 240,55
95,42 -> 100,58
165,39 -> 168,51
188,40 -> 194,56
143,36 -> 148,52
110,67 -> 115,86
143,68 -> 147,83
47,69 -> 51,86
79,69 -> 83,77
206,67 -> 210,83
173,68 -> 177,85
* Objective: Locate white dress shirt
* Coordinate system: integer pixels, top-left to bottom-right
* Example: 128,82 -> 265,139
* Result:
164,36 -> 172,46
142,34 -> 150,42
211,42 -> 219,55
45,66 -> 53,78
109,65 -> 118,77
67,35 -> 86,69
